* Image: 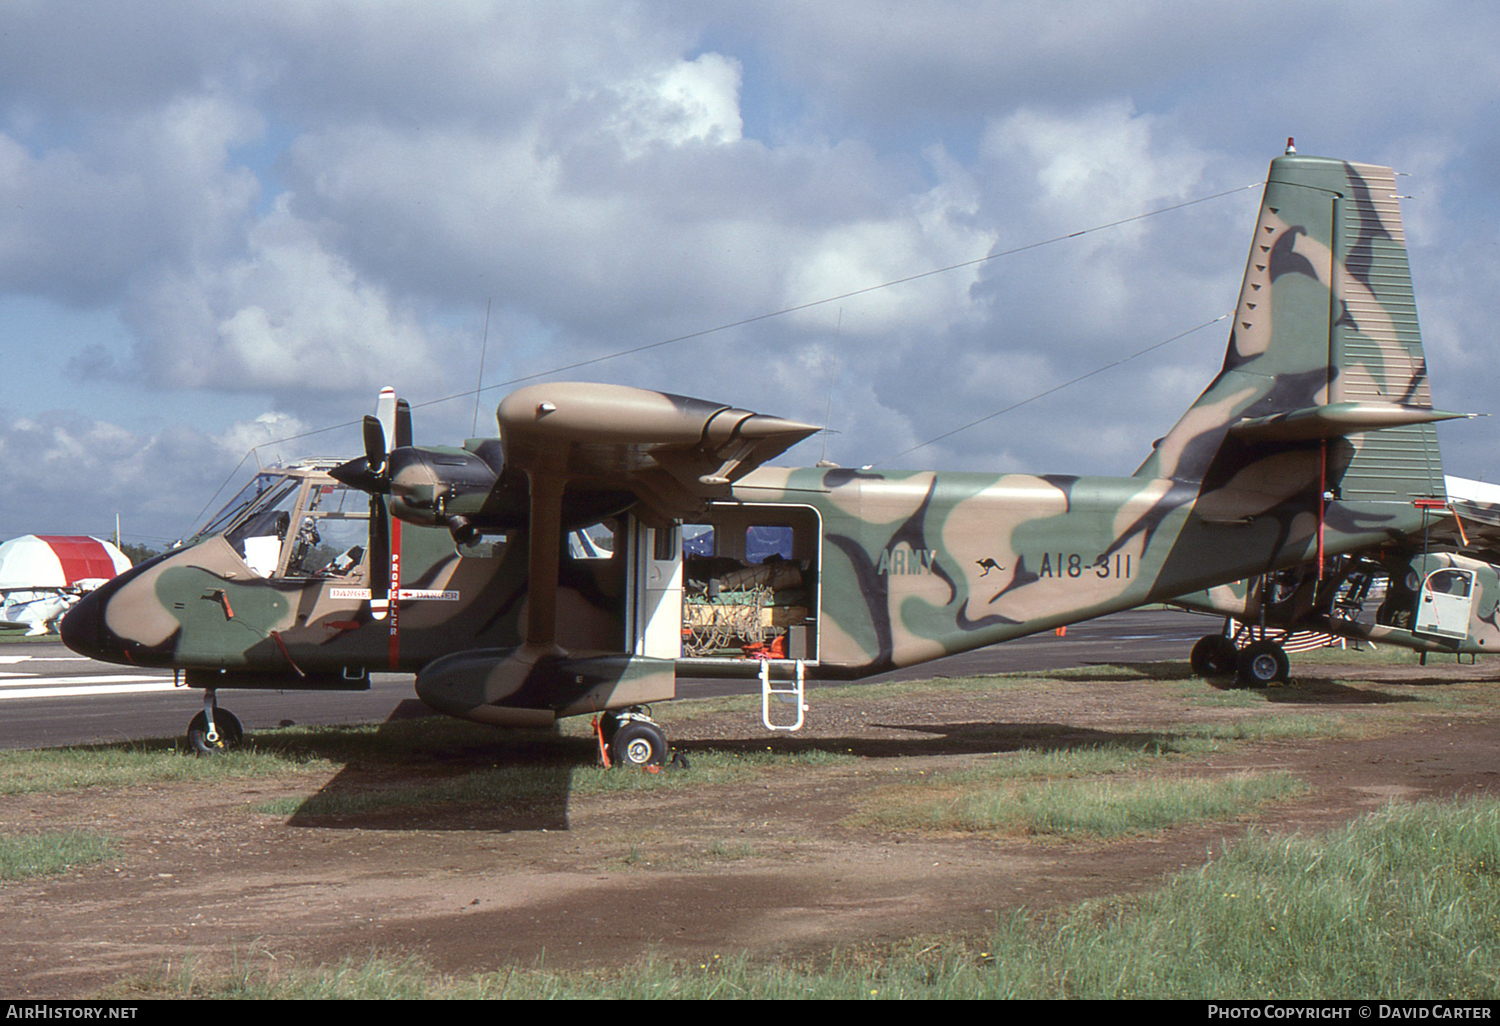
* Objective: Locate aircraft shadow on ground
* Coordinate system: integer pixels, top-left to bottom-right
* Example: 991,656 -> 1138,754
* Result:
278,700 -> 589,834
1076,661 -> 1428,705
1068,660 -> 1194,680
266,708 -> 1218,832
675,721 -> 1192,761
1263,678 -> 1420,705
1291,669 -> 1493,689
263,667 -> 1434,833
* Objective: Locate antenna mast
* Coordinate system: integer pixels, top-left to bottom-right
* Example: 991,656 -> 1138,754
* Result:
818,308 -> 843,465
472,298 -> 493,436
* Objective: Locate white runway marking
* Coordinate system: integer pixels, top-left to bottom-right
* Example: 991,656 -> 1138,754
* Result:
0,681 -> 181,699
0,674 -> 171,688
0,662 -> 179,700
0,655 -> 92,664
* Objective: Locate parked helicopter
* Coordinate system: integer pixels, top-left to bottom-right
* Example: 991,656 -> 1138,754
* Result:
61,151 -> 1470,764
1175,476 -> 1500,685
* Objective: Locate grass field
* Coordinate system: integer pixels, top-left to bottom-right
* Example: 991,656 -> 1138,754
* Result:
111,798 -> 1500,999
6,658 -> 1496,1000
0,831 -> 119,881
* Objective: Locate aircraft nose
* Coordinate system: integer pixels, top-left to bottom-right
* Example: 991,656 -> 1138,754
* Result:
59,584 -> 124,662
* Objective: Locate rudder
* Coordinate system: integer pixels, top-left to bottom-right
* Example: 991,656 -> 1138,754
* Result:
1137,152 -> 1452,503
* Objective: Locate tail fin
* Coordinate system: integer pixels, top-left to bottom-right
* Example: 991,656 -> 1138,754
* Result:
1137,154 -> 1457,501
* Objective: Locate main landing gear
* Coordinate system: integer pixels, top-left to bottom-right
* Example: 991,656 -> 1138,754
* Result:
1235,639 -> 1291,688
598,707 -> 689,770
187,690 -> 243,756
1190,633 -> 1290,689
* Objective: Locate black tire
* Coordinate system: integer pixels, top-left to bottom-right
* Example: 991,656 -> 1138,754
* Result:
609,720 -> 668,768
187,709 -> 243,756
599,711 -> 624,745
1190,634 -> 1238,677
1236,640 -> 1289,688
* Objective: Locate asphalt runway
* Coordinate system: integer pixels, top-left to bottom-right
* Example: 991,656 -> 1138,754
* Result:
0,608 -> 1216,750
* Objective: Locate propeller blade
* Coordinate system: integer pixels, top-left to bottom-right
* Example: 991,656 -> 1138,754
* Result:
375,387 -> 398,453
394,399 -> 413,449
368,494 -> 390,620
362,415 -> 387,474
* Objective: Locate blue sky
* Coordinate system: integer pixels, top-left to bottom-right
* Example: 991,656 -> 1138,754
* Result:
1,1 -> 1496,547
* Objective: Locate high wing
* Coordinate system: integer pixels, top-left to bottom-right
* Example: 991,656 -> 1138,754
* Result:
332,381 -> 817,649
333,382 -> 819,540
496,382 -> 820,524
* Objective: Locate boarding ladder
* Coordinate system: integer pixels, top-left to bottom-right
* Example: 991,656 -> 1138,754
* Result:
759,658 -> 808,731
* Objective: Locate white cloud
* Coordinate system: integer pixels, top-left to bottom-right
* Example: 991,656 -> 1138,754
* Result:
215,411 -> 310,459
0,406 -> 324,542
0,92 -> 261,304
0,0 -> 1497,541
604,53 -> 745,156
982,103 -> 1209,228
124,196 -> 442,397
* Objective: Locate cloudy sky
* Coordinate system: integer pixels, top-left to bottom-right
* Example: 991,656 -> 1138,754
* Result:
1,1 -> 1496,547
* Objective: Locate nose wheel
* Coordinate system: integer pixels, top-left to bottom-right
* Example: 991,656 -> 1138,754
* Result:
187,690 -> 243,755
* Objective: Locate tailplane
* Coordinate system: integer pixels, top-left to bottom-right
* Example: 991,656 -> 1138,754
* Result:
1137,153 -> 1460,501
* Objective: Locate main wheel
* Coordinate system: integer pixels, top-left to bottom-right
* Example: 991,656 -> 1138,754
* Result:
187,709 -> 243,756
1236,640 -> 1289,688
609,720 -> 668,768
1190,634 -> 1239,677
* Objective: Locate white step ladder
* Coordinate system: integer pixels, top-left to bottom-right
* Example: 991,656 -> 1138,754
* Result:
760,659 -> 807,731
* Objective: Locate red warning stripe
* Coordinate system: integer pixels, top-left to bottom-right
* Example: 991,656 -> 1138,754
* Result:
37,536 -> 117,585
388,518 -> 402,670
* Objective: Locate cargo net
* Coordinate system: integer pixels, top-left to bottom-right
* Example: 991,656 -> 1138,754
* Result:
683,584 -> 774,657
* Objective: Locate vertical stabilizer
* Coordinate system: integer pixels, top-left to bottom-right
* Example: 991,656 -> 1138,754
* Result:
1137,155 -> 1446,501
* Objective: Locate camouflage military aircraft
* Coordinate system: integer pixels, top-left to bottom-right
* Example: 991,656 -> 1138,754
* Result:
1175,476 -> 1500,685
60,150 -> 1469,764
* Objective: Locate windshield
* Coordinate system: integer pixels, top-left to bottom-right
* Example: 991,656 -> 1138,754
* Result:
196,473 -> 292,539
191,466 -> 372,579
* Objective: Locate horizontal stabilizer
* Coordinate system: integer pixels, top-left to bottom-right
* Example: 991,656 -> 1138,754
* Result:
1228,402 -> 1471,443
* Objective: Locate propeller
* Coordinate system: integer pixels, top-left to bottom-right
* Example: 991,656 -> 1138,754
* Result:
329,388 -> 411,622
334,395 -> 501,537
330,387 -> 501,625
335,389 -> 413,495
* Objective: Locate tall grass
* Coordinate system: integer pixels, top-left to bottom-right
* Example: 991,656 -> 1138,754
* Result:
981,797 -> 1500,998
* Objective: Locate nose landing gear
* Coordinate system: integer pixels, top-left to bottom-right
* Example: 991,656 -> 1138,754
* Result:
187,690 -> 243,755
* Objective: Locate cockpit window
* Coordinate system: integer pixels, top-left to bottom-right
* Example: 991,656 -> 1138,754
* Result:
197,473 -> 291,540
197,469 -> 371,580
224,479 -> 302,576
283,484 -> 369,578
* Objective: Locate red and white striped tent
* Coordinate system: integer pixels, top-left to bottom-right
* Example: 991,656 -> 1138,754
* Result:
0,535 -> 132,590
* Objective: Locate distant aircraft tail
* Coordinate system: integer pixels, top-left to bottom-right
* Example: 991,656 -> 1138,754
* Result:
1136,153 -> 1460,503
